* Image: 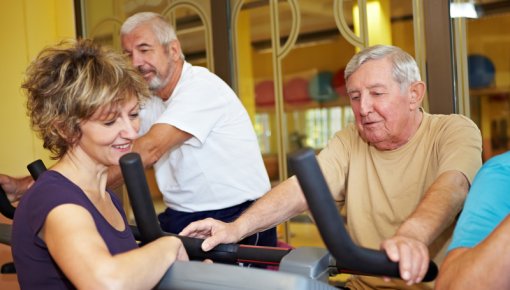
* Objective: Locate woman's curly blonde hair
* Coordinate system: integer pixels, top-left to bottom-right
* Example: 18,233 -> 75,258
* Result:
22,38 -> 150,159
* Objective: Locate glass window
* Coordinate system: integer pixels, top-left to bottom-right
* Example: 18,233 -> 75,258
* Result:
459,2 -> 510,161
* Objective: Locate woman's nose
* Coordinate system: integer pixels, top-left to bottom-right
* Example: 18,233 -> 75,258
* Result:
120,119 -> 138,139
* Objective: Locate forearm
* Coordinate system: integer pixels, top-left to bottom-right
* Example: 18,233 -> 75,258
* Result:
86,236 -> 183,290
233,176 -> 308,240
437,216 -> 510,289
111,236 -> 182,289
0,175 -> 34,202
396,170 -> 468,245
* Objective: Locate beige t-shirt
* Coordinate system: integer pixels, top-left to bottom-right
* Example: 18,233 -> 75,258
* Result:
317,112 -> 482,289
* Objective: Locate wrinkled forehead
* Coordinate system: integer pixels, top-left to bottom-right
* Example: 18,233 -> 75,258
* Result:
347,58 -> 394,83
121,24 -> 157,50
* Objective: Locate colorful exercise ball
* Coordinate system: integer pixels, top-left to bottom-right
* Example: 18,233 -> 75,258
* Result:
283,77 -> 311,104
255,80 -> 275,106
467,54 -> 495,89
332,68 -> 347,97
308,71 -> 338,102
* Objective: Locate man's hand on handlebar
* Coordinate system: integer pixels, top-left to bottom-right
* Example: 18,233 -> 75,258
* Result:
380,235 -> 430,285
180,218 -> 242,252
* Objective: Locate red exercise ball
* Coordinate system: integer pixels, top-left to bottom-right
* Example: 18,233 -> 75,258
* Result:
284,77 -> 311,104
255,80 -> 275,106
332,68 -> 347,97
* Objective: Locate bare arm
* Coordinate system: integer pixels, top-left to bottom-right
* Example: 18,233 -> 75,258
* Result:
181,176 -> 309,251
381,170 -> 469,285
43,204 -> 188,290
435,215 -> 510,289
107,123 -> 192,188
0,174 -> 34,202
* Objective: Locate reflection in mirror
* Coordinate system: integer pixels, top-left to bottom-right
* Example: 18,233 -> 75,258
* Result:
81,0 -> 210,68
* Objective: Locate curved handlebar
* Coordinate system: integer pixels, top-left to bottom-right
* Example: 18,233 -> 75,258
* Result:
119,152 -> 290,266
287,149 -> 438,282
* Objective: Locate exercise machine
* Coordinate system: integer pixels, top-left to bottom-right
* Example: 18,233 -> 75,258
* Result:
119,150 -> 438,289
0,150 -> 438,289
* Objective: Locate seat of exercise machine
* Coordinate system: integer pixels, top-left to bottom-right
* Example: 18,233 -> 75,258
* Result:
287,148 -> 438,281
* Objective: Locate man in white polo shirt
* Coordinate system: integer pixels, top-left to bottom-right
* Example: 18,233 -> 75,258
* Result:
117,12 -> 275,247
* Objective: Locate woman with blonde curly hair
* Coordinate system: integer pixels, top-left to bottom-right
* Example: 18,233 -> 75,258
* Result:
11,39 -> 188,290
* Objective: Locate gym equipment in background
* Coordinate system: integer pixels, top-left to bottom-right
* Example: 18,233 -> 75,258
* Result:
255,80 -> 276,107
467,54 -> 495,89
308,71 -> 338,103
283,77 -> 311,104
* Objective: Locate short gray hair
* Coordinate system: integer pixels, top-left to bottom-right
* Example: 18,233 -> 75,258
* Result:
345,45 -> 421,91
121,12 -> 185,59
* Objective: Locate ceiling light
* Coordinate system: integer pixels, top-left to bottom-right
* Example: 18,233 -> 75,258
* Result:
450,2 -> 479,19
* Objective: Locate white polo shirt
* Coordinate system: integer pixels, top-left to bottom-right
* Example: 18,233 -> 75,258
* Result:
139,62 -> 270,212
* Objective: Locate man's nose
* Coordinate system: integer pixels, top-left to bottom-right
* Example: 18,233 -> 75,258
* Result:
130,52 -> 143,67
359,95 -> 373,116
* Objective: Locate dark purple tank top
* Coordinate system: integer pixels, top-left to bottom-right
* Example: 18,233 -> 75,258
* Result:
12,170 -> 138,289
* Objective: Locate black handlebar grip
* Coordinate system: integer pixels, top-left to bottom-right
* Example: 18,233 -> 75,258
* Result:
27,159 -> 47,180
236,245 -> 291,266
287,149 -> 438,282
174,235 -> 240,264
119,153 -> 165,244
0,187 -> 15,219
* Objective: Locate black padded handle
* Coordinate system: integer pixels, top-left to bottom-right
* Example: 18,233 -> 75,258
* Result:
119,152 -> 290,265
119,153 -> 164,244
0,159 -> 47,219
27,159 -> 47,180
287,149 -> 438,282
0,187 -> 15,219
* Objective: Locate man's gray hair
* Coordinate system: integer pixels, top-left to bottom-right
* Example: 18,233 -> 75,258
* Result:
345,45 -> 421,91
121,12 -> 185,60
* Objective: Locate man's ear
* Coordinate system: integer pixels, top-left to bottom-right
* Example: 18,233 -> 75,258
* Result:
409,81 -> 426,109
168,40 -> 182,61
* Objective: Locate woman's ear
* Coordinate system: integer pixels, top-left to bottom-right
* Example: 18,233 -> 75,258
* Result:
54,119 -> 81,146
